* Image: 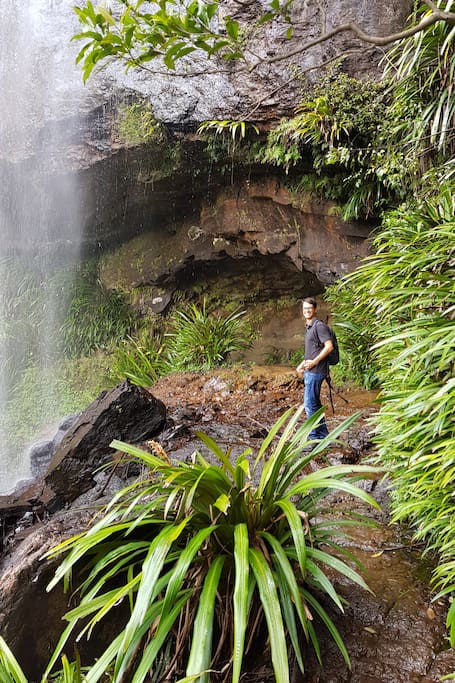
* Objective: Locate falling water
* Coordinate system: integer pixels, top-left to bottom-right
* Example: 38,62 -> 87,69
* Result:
0,1 -> 86,493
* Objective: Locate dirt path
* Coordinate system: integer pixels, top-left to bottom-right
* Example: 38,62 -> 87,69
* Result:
152,365 -> 378,463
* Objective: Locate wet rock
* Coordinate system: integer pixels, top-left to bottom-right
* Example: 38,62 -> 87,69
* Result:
45,380 -> 166,509
29,439 -> 54,478
11,0 -> 411,142
203,377 -> 230,397
29,413 -> 80,478
0,504 -> 116,682
341,427 -> 375,464
99,179 -> 373,300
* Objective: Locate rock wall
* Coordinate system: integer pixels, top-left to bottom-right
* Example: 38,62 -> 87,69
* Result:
98,0 -> 412,126
98,176 -> 371,306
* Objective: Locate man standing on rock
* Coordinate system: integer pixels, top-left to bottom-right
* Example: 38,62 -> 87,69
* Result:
296,297 -> 333,440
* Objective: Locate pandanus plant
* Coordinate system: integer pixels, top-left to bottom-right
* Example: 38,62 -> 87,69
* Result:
3,407 -> 380,683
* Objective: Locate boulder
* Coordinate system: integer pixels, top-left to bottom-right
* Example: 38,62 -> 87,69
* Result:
45,380 -> 166,508
0,505 -> 120,682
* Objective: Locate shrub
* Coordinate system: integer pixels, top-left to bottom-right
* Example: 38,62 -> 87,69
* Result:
256,71 -> 409,219
1,355 -> 113,450
60,277 -> 134,358
165,299 -> 253,370
327,186 -> 455,643
110,330 -> 170,387
42,407 -> 380,682
324,295 -> 381,390
116,102 -> 165,147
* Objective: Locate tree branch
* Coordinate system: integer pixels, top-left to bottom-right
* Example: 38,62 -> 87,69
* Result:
248,9 -> 455,70
243,47 -> 377,120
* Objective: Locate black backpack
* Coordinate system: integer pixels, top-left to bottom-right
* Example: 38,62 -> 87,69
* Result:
314,319 -> 340,366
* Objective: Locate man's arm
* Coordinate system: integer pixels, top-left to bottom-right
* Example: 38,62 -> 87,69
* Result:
296,339 -> 334,374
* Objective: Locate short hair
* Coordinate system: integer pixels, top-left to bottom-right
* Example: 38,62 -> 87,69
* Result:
301,297 -> 317,308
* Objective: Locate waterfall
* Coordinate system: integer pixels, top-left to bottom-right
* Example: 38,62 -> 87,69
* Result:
0,1 -> 87,494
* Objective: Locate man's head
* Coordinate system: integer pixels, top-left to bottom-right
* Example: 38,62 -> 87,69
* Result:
301,297 -> 317,323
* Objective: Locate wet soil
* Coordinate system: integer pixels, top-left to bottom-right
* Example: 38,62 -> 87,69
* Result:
151,365 -> 455,683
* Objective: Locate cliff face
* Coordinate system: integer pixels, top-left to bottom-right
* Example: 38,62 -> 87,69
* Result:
95,1 -> 411,126
0,0 -> 411,293
98,176 -> 371,304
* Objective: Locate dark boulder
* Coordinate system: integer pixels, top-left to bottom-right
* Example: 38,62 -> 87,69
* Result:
45,380 -> 166,508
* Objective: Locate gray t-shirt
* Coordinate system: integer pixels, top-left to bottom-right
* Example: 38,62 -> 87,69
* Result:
305,318 -> 331,376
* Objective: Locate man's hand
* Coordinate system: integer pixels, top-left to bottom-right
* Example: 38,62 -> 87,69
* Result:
296,358 -> 316,374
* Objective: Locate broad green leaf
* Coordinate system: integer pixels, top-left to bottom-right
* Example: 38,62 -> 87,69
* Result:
186,556 -> 225,682
117,519 -> 189,665
160,526 -> 214,618
233,524 -> 249,683
110,438 -> 167,468
0,637 -> 27,683
249,548 -> 289,682
274,563 -> 305,672
305,559 -> 344,611
195,430 -> 235,475
97,6 -> 117,25
225,18 -> 239,40
214,492 -> 231,512
274,498 -> 307,577
260,531 -> 309,639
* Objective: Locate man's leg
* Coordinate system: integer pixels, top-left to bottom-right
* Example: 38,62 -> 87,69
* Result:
304,372 -> 329,440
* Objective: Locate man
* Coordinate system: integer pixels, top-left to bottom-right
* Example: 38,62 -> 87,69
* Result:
296,297 -> 333,440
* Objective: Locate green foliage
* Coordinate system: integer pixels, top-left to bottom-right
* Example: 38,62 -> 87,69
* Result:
287,172 -> 346,202
73,0 -> 245,82
326,186 -> 455,632
0,637 -> 90,683
264,346 -> 305,366
0,636 -> 27,683
256,117 -> 303,172
166,299 -> 253,370
110,330 -> 170,387
0,258 -> 134,387
60,275 -> 134,358
116,101 -> 166,146
383,0 -> 455,160
197,120 -> 259,150
1,355 -> 113,449
42,407 -> 380,682
256,72 -> 411,219
324,296 -> 381,390
197,120 -> 261,178
0,257 -> 48,387
110,300 -> 254,386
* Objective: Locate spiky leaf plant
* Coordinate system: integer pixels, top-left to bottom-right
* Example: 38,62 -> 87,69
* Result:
383,0 -> 455,160
0,637 -> 27,683
42,407 -> 380,683
165,298 -> 252,370
327,185 -> 455,643
110,331 -> 171,387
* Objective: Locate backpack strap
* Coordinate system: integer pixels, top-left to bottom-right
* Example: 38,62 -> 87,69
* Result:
325,372 -> 349,415
312,319 -> 324,349
326,372 -> 335,414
